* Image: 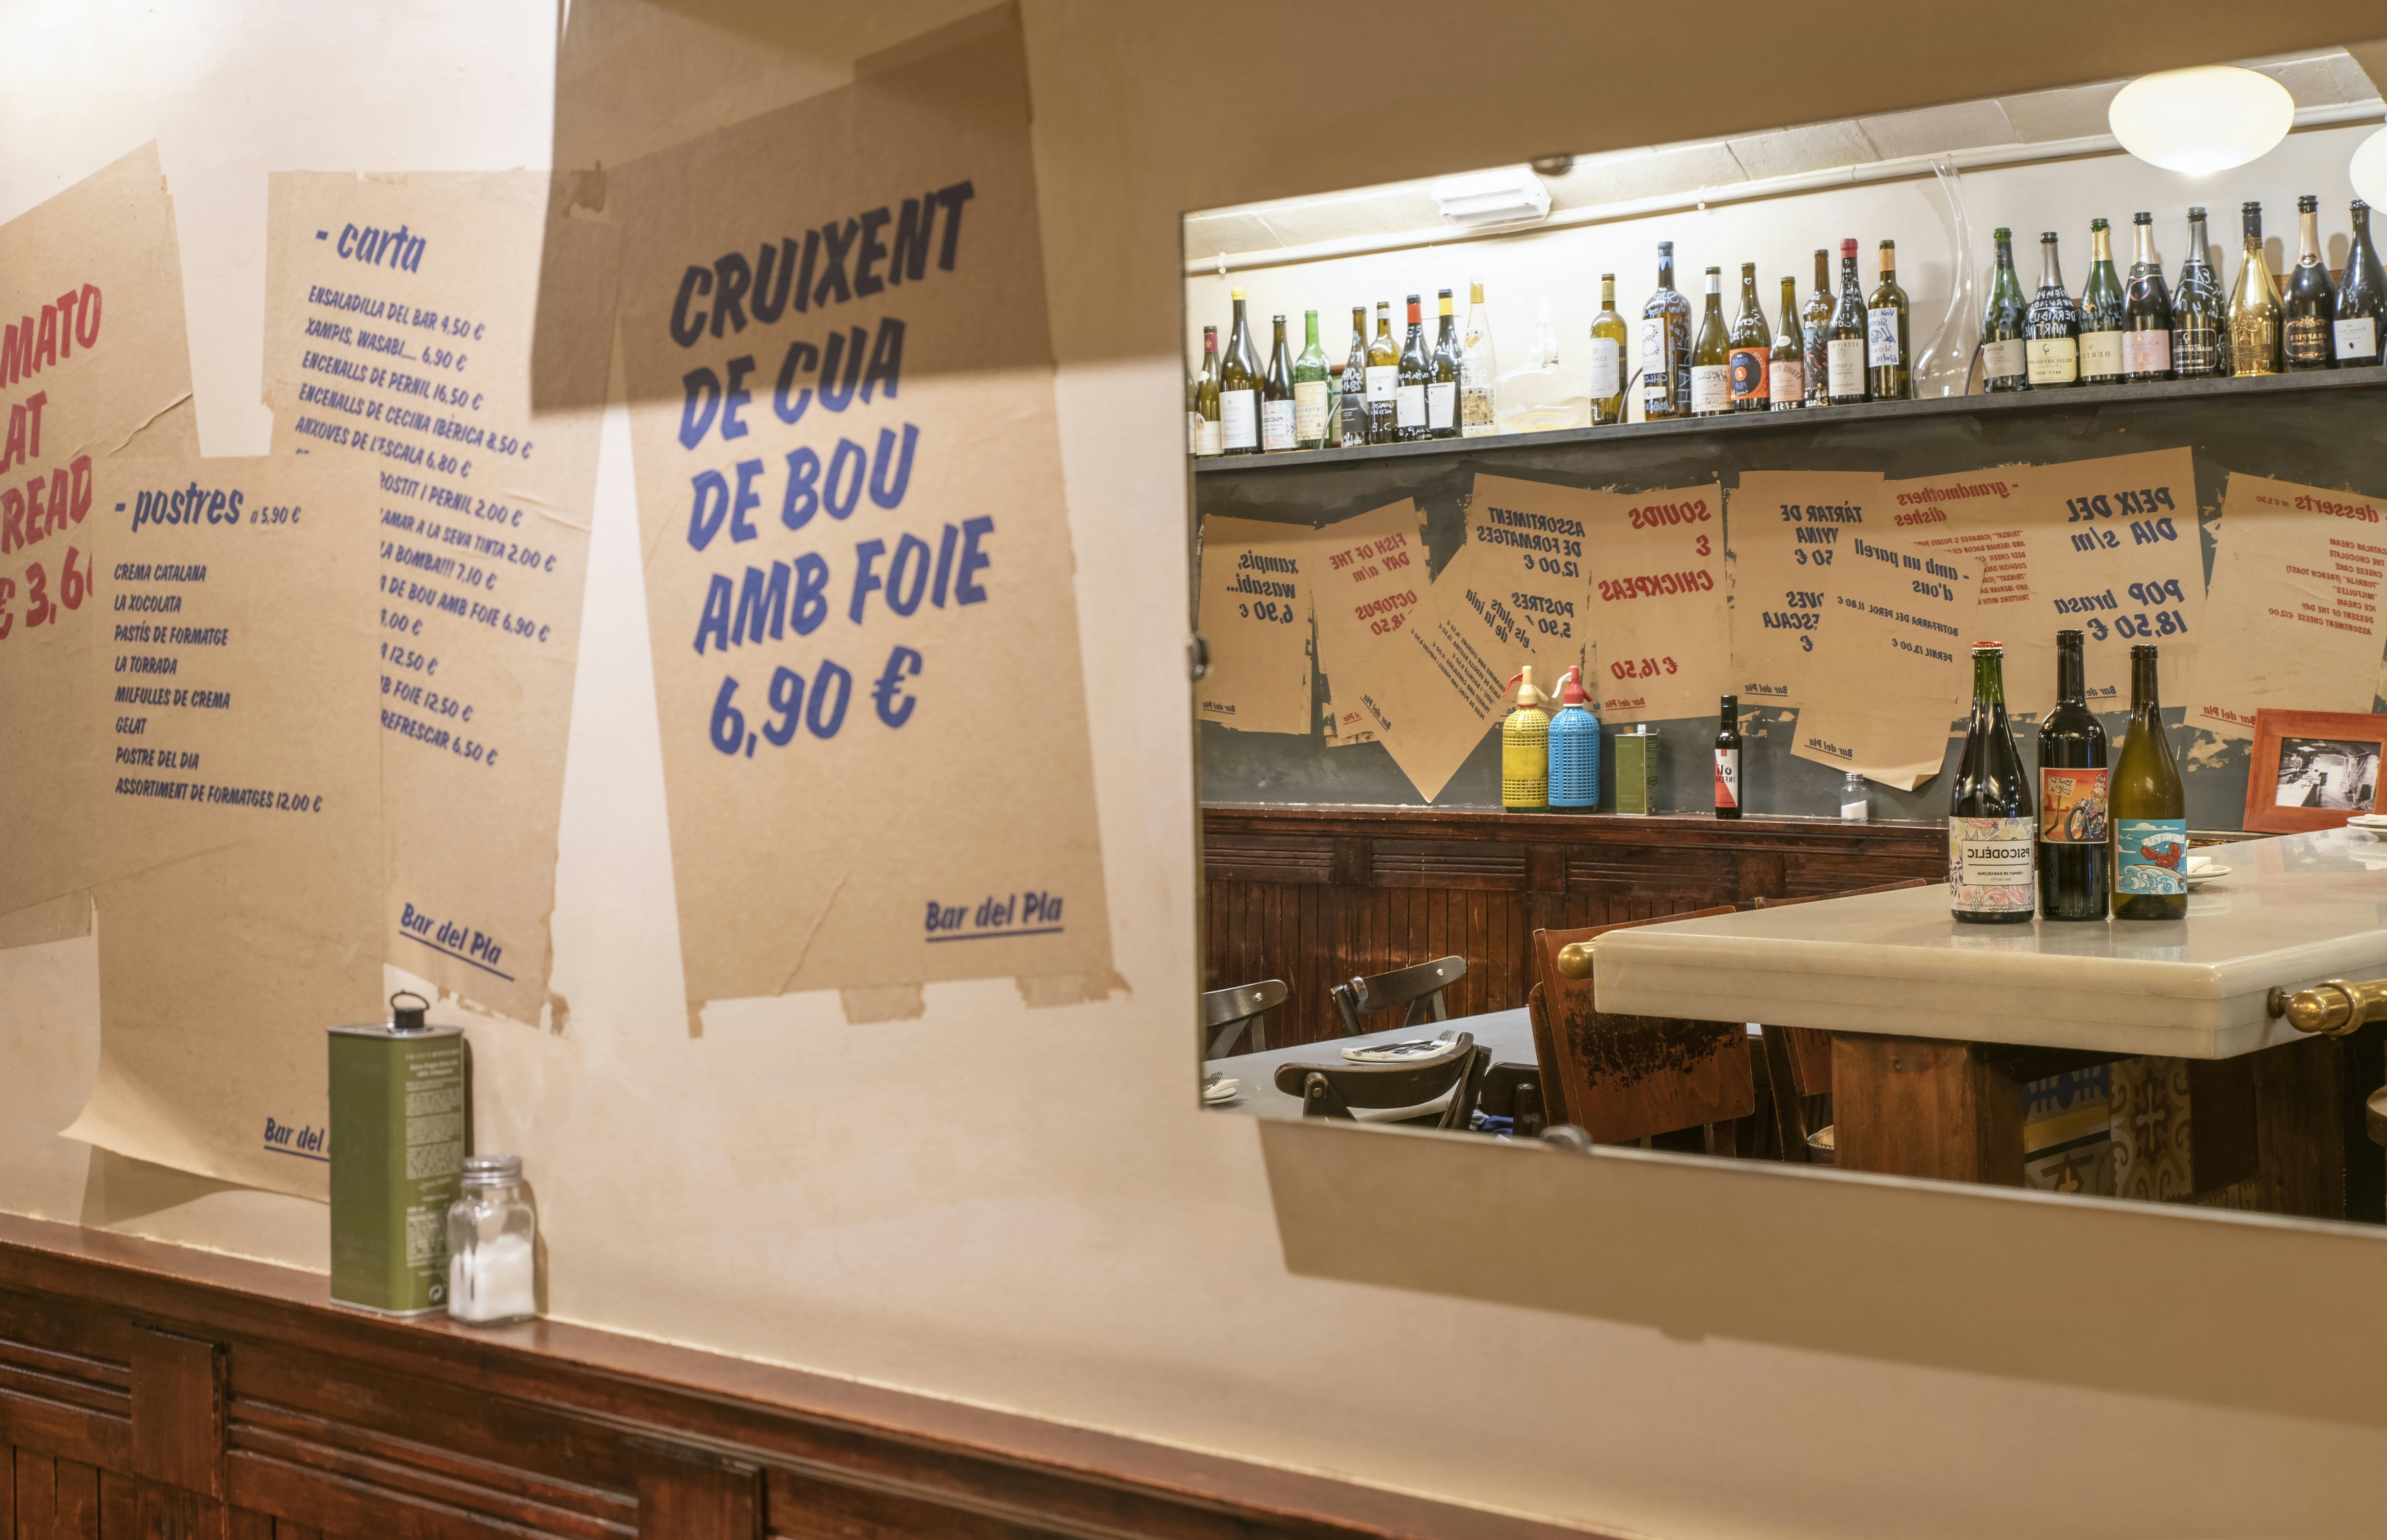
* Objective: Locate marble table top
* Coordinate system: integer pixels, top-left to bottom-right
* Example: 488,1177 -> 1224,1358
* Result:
1589,828 -> 2387,1059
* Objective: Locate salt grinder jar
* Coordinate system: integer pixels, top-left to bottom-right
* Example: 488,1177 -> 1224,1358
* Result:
445,1154 -> 538,1325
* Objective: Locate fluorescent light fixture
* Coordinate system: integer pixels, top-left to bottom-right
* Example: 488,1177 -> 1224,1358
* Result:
2108,65 -> 2294,175
1429,167 -> 1551,229
2353,118 -> 2387,209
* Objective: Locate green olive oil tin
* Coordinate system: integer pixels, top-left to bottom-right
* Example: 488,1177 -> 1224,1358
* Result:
329,991 -> 467,1315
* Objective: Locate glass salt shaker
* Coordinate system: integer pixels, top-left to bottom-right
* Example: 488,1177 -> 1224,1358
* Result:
1840,770 -> 1869,823
445,1154 -> 538,1325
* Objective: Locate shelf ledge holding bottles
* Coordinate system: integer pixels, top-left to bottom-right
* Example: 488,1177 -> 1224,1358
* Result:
1189,363 -> 2387,474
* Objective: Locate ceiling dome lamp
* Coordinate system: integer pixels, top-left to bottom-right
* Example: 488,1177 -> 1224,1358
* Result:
2351,116 -> 2387,208
2108,65 -> 2295,175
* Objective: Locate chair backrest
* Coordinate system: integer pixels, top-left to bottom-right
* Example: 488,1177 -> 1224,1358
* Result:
1751,878 -> 1930,1094
1201,978 -> 1286,1058
1477,1061 -> 1548,1137
1524,982 -> 1572,1129
1272,1033 -> 1486,1129
1330,955 -> 1466,1036
1530,909 -> 1753,1145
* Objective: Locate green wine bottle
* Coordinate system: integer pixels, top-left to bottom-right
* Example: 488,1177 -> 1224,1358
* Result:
1259,313 -> 1296,452
1770,276 -> 1806,411
2283,194 -> 2336,371
1865,239 -> 1911,400
2111,644 -> 2187,921
1802,249 -> 1834,404
1340,305 -> 1369,448
2334,200 -> 2386,366
1293,309 -> 1331,449
1218,287 -> 1263,454
1190,325 -> 1222,457
2037,629 -> 2109,921
1728,262 -> 1770,412
1691,266 -> 1730,416
1826,239 -> 1868,404
1395,293 -> 1433,442
1588,273 -> 1629,425
2076,218 -> 2126,385
1980,228 -> 2029,392
1950,642 -> 2034,924
1429,288 -> 1462,438
1365,299 -> 1399,444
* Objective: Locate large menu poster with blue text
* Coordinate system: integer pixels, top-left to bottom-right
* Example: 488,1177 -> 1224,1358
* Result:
610,14 -> 1113,1018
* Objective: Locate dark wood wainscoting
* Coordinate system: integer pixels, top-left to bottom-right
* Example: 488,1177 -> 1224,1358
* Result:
1203,806 -> 1946,1049
0,1215 -> 1607,1540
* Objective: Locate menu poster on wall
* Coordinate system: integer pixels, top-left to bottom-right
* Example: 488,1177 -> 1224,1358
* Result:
1578,483 -> 1727,724
1790,528 -> 1980,787
1195,514 -> 1313,736
0,142 -> 200,937
260,171 -> 615,1025
1442,472 -> 1593,696
610,15 -> 1115,1016
2187,474 -> 2387,739
1725,471 -> 1884,709
61,456 -> 380,1200
1307,498 -> 1475,795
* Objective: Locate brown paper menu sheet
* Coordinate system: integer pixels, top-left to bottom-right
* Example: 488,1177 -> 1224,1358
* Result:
60,455 -> 381,1200
259,171 -> 616,1025
1307,499 -> 1458,793
1790,527 -> 1980,788
0,142 -> 200,930
1726,470 -> 1885,709
1195,515 -> 1313,737
609,14 -> 1115,1014
1577,483 -> 1728,724
2187,473 -> 2387,740
1446,472 -> 1593,694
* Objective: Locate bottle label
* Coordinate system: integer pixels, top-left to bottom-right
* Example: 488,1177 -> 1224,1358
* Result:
2173,319 -> 2219,375
1641,317 -> 1667,367
1459,385 -> 1497,435
1691,364 -> 1731,413
2334,316 -> 2378,361
2026,337 -> 2078,385
1982,338 -> 2026,381
1260,398 -> 1297,451
2121,330 -> 2171,376
2230,314 -> 2279,374
1826,338 -> 1865,398
1714,748 -> 1740,809
1866,307 -> 1899,366
1805,332 -> 1829,400
1194,415 -> 1222,456
1220,389 -> 1257,449
1341,392 -> 1369,447
1588,336 -> 1622,396
1769,358 -> 1803,406
1728,348 -> 1767,403
2039,767 -> 2109,844
1426,381 -> 1457,430
2115,817 -> 2190,896
1948,816 -> 2036,914
1394,383 -> 1425,429
2286,317 -> 2331,366
1293,380 -> 1328,441
2077,330 -> 2123,377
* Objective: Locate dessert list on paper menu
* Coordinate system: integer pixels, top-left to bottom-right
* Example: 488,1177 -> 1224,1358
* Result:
2190,473 -> 2387,737
261,171 -> 614,1024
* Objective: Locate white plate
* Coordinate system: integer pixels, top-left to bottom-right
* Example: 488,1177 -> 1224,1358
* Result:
1343,1031 -> 1460,1064
1202,1078 -> 1240,1104
2183,864 -> 2231,889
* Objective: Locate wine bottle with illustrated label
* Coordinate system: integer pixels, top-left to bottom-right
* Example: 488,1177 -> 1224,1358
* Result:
2025,231 -> 2080,388
2111,643 -> 2187,922
1826,239 -> 1867,404
1642,241 -> 1691,419
1219,288 -> 1264,454
2121,212 -> 2173,382
1460,280 -> 1500,435
1340,306 -> 1369,448
1365,299 -> 1399,443
2334,200 -> 2385,366
1980,228 -> 2029,392
2037,629 -> 2109,921
1691,267 -> 1731,416
1259,313 -> 1297,452
2283,194 -> 2336,372
2076,218 -> 2126,385
1770,276 -> 1805,410
1950,643 -> 2035,925
1866,239 -> 1910,399
1589,273 -> 1629,424
1714,695 -> 1743,819
1395,292 -> 1432,442
1802,249 -> 1834,404
1292,309 -> 1330,448
1729,262 -> 1770,411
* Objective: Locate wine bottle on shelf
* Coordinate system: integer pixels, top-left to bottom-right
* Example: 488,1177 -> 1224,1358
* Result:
1219,288 -> 1264,454
1260,314 -> 1297,453
1588,272 -> 1630,425
1395,293 -> 1433,442
1691,266 -> 1731,416
1714,695 -> 1743,820
2121,212 -> 2174,383
1949,642 -> 2034,926
1826,239 -> 1868,405
1339,306 -> 1369,448
2336,200 -> 2386,367
1770,276 -> 1806,411
1729,262 -> 1770,412
2111,644 -> 2187,922
2037,629 -> 2109,922
1866,239 -> 1911,400
1365,299 -> 1400,444
2283,194 -> 2336,372
1190,325 -> 1223,457
2227,201 -> 2282,377
1293,310 -> 1331,450
1641,241 -> 1692,420
1459,280 -> 1500,436
1980,228 -> 2029,392
2024,232 -> 2081,389
1428,288 -> 1462,439
2172,207 -> 2226,378
1802,249 -> 1834,405
2076,219 -> 2126,385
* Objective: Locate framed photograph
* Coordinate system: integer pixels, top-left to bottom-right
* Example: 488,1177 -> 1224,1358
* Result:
2242,709 -> 2387,834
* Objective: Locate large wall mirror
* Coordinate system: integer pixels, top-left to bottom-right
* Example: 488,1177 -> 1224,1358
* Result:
1188,43 -> 2387,1226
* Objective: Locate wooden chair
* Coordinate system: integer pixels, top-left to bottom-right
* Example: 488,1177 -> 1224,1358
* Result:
1751,877 -> 1931,1162
1330,955 -> 1466,1036
1476,1062 -> 1547,1138
1528,909 -> 1753,1154
1271,1034 -> 1489,1130
1201,978 -> 1286,1058
1523,982 -> 1572,1129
